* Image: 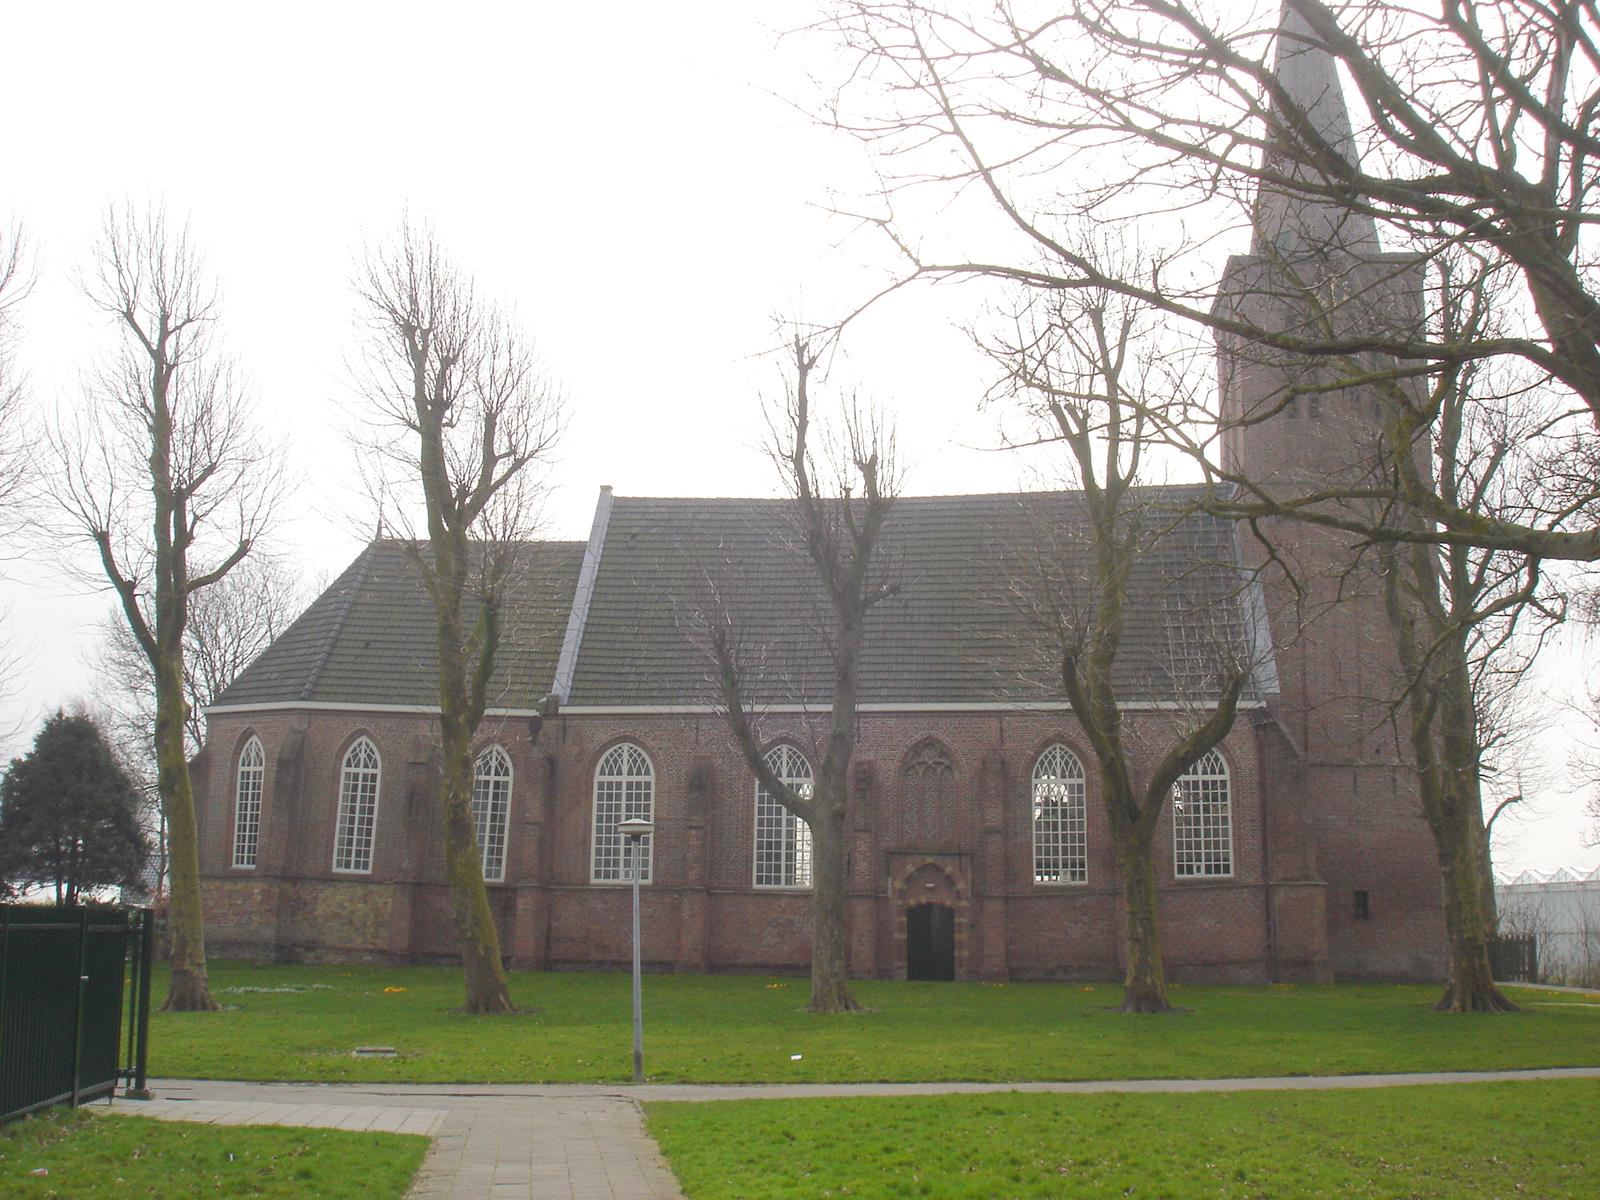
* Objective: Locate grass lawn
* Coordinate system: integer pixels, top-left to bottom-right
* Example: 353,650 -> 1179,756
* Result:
148,962 -> 1600,1083
0,1107 -> 427,1199
647,1079 -> 1598,1198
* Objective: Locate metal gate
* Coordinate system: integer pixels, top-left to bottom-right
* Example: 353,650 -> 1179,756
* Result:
0,906 -> 154,1125
1489,934 -> 1539,983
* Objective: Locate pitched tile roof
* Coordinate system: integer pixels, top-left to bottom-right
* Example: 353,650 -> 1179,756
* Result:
564,488 -> 1268,707
212,539 -> 586,709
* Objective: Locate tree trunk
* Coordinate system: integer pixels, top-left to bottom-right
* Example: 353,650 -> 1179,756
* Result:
439,712 -> 513,1014
155,654 -> 217,1012
1113,825 -> 1173,1013
428,531 -> 514,1016
807,783 -> 860,1013
1433,814 -> 1518,1013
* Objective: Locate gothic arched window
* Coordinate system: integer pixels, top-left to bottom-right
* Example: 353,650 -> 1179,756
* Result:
754,744 -> 813,888
591,743 -> 654,883
233,736 -> 265,869
1173,750 -> 1232,877
1032,744 -> 1087,884
902,740 -> 956,843
473,745 -> 513,883
333,737 -> 381,873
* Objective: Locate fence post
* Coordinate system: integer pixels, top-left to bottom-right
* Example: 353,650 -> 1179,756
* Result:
0,907 -> 8,1050
70,908 -> 89,1107
132,911 -> 153,1097
123,911 -> 137,1092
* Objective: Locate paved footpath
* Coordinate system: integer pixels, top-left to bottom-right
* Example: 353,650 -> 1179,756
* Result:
105,1067 -> 1600,1200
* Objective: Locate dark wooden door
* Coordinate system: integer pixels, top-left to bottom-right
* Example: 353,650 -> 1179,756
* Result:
906,903 -> 955,980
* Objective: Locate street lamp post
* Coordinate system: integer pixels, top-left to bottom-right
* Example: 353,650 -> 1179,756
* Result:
618,817 -> 654,1083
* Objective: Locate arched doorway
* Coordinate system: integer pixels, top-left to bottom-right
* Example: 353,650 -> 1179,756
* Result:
906,903 -> 956,980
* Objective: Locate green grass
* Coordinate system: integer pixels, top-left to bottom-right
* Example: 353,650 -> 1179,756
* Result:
0,1107 -> 427,1199
148,962 -> 1600,1083
647,1079 -> 1597,1198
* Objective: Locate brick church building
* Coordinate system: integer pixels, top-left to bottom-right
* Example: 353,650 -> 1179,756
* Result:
192,16 -> 1447,983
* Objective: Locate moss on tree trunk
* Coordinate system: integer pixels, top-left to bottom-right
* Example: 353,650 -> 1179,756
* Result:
429,537 -> 514,1016
1385,544 -> 1518,1015
439,711 -> 513,1014
1114,827 -> 1173,1014
807,796 -> 860,1013
1433,807 -> 1517,1013
155,658 -> 217,1012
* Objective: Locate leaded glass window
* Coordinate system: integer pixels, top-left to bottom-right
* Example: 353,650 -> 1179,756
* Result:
233,736 -> 265,869
1173,750 -> 1232,877
591,743 -> 653,883
1032,744 -> 1087,884
473,745 -> 512,883
333,737 -> 380,873
754,744 -> 813,888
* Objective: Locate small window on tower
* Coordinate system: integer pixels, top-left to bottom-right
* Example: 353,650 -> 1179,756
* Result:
1353,890 -> 1371,919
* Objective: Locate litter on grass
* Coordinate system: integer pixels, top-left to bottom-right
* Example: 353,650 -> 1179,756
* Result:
219,984 -> 336,995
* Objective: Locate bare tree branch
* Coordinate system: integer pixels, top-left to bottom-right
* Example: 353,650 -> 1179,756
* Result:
352,217 -> 563,1015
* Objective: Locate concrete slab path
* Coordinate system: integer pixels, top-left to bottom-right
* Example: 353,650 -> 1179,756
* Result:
105,1067 -> 1600,1199
120,1079 -> 682,1200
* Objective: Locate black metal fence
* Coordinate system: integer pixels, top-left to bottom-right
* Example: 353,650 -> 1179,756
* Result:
0,906 -> 153,1125
1489,933 -> 1539,983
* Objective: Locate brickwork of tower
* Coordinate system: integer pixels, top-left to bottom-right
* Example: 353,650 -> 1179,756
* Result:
1212,6 -> 1445,977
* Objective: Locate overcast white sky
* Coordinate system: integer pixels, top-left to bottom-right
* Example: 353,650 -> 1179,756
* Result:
0,0 -> 1593,877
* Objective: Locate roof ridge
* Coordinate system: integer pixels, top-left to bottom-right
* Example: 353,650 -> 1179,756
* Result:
552,487 -> 616,702
607,484 -> 1214,505
298,540 -> 381,702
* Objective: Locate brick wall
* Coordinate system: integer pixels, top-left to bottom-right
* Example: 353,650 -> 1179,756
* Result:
191,698 -> 1452,981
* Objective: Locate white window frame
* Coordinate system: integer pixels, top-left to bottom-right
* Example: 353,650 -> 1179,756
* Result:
232,735 -> 265,869
754,744 -> 813,889
473,745 -> 513,883
1032,743 -> 1087,885
1173,749 -> 1233,878
591,742 -> 654,884
333,736 -> 381,874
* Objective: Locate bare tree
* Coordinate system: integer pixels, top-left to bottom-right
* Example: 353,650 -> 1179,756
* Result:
0,220 -> 33,738
1365,252 -> 1570,1009
706,335 -> 899,1013
823,0 -> 1600,563
0,219 -> 30,533
991,285 -> 1250,1011
353,221 -> 560,1015
50,205 -> 277,1011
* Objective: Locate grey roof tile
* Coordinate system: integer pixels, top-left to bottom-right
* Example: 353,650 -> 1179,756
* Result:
213,540 -> 586,709
565,488 -> 1262,707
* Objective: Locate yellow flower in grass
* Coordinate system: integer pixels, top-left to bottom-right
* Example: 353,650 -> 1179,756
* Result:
383,986 -> 407,994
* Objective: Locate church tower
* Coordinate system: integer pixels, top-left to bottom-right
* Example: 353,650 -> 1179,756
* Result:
1213,3 -> 1446,978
